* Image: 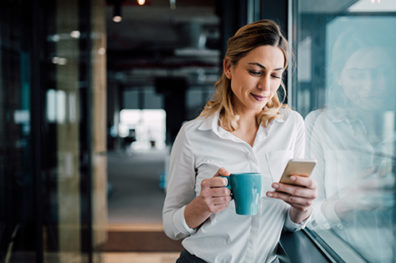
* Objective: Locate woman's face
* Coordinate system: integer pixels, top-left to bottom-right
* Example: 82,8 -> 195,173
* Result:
224,45 -> 285,115
339,47 -> 396,110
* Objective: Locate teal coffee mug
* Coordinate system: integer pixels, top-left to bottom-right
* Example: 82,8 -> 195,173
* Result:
220,173 -> 262,215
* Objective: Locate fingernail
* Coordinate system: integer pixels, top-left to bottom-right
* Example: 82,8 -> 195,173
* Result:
267,192 -> 273,197
290,176 -> 296,181
223,178 -> 228,186
272,183 -> 279,189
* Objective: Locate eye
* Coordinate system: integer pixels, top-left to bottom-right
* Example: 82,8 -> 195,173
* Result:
271,74 -> 281,79
249,70 -> 262,76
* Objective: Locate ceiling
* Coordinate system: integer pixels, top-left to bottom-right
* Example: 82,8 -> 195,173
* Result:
106,0 -> 221,87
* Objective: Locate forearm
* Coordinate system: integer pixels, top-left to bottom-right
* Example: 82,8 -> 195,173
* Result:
184,196 -> 212,229
289,206 -> 312,224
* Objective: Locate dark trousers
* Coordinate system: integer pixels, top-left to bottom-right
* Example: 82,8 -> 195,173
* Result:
176,249 -> 207,263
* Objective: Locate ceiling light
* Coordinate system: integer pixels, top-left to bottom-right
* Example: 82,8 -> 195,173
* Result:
70,30 -> 80,39
98,47 -> 106,55
52,57 -> 67,65
113,16 -> 122,23
113,1 -> 122,23
137,0 -> 145,5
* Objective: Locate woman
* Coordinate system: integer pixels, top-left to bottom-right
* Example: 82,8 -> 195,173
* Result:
163,20 -> 317,263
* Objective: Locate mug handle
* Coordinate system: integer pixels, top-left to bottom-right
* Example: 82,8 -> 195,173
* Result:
218,175 -> 231,190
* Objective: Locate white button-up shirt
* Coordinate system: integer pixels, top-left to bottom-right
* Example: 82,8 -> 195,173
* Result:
163,108 -> 309,263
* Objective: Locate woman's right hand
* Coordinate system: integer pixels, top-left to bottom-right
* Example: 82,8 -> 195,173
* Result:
184,168 -> 232,229
199,168 -> 232,213
325,167 -> 394,221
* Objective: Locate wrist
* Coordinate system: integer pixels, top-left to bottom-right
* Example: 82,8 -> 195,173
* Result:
290,206 -> 312,224
184,196 -> 212,229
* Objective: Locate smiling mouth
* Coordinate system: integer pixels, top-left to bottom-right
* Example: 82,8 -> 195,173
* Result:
251,93 -> 267,101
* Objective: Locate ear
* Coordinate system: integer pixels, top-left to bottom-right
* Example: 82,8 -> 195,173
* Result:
223,57 -> 232,79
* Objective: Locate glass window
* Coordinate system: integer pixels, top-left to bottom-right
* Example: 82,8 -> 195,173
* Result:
0,1 -> 107,262
293,1 -> 396,262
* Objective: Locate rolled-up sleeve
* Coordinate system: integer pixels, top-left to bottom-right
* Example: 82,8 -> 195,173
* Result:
162,124 -> 197,240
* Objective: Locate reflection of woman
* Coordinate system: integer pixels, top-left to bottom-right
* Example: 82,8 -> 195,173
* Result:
163,20 -> 317,263
306,20 -> 396,262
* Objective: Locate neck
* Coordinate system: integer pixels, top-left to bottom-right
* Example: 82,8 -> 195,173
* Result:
230,110 -> 260,147
237,111 -> 259,130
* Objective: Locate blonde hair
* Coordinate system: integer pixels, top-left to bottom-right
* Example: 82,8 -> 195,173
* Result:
199,19 -> 289,131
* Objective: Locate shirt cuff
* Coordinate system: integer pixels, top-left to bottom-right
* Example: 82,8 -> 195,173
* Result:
284,207 -> 312,231
173,205 -> 196,236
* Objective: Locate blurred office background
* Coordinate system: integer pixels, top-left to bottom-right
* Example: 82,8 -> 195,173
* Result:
0,0 -> 395,262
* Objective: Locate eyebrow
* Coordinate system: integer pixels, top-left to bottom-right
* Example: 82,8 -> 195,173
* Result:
248,62 -> 283,71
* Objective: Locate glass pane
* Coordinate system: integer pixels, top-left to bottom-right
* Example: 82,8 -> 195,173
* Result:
0,0 -> 107,262
294,1 -> 396,262
0,2 -> 37,262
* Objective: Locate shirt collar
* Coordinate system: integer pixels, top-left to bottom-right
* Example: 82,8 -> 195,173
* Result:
197,109 -> 286,134
274,108 -> 288,123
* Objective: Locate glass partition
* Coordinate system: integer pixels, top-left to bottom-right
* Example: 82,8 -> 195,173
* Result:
0,0 -> 107,262
292,0 -> 396,262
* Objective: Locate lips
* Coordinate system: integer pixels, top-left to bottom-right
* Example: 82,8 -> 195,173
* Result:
251,93 -> 266,101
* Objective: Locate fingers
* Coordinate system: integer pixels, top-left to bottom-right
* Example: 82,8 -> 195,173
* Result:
200,187 -> 231,198
286,174 -> 317,189
214,167 -> 231,177
200,181 -> 232,213
267,175 -> 317,211
269,190 -> 313,208
200,174 -> 231,201
200,194 -> 232,214
201,177 -> 228,189
272,181 -> 317,199
201,167 -> 230,189
199,168 -> 233,214
212,195 -> 232,205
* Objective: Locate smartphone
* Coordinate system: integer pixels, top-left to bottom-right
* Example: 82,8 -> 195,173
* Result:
279,159 -> 317,185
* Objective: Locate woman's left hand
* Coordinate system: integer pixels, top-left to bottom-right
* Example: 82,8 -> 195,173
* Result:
266,175 -> 317,223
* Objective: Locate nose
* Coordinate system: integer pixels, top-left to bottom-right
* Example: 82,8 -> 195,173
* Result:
358,69 -> 386,94
258,74 -> 271,91
360,73 -> 374,95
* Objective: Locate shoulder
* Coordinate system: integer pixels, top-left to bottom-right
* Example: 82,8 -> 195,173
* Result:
305,109 -> 325,123
305,108 -> 341,128
172,116 -> 213,155
179,117 -> 205,133
175,116 -> 208,143
278,107 -> 304,126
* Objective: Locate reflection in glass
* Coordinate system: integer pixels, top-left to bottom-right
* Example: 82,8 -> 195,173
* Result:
304,17 -> 396,262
